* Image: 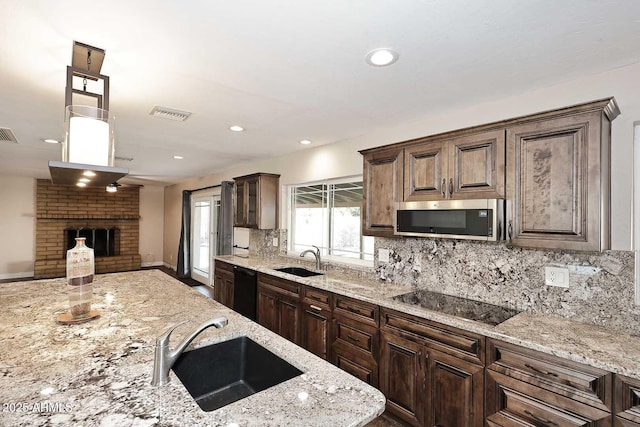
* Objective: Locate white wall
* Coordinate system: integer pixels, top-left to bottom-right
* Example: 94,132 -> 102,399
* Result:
0,175 -> 35,279
0,175 -> 166,277
163,61 -> 640,263
139,185 -> 165,267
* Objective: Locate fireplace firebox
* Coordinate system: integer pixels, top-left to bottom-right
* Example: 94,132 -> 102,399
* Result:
65,228 -> 120,257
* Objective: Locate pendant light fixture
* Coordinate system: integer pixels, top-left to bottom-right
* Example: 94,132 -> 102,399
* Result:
48,41 -> 128,187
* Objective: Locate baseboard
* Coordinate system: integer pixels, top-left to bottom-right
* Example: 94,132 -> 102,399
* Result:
163,262 -> 176,271
141,261 -> 164,268
0,271 -> 35,280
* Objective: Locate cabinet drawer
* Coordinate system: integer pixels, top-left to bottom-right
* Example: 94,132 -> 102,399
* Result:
333,295 -> 378,326
487,339 -> 612,411
334,317 -> 375,353
214,259 -> 235,274
381,307 -> 484,364
615,375 -> 640,424
302,286 -> 331,307
257,273 -> 301,298
332,341 -> 378,387
486,370 -> 611,427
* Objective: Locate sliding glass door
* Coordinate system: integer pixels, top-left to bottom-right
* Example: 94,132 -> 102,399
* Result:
191,193 -> 220,285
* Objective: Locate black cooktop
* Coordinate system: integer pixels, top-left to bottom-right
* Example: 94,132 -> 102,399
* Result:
392,290 -> 520,326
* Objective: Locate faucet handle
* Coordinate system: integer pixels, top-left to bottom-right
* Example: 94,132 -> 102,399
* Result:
156,320 -> 189,348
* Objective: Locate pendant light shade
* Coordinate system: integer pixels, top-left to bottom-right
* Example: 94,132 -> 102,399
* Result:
64,105 -> 114,167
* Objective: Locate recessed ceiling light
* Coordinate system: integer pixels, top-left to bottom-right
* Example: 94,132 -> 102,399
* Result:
43,138 -> 60,144
229,125 -> 244,132
76,182 -> 87,187
83,170 -> 96,177
78,177 -> 90,183
299,140 -> 312,145
365,48 -> 399,67
173,155 -> 184,160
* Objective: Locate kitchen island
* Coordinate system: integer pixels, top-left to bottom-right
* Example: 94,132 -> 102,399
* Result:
0,270 -> 386,426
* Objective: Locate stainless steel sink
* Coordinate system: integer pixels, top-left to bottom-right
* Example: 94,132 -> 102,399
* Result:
172,336 -> 302,411
274,266 -> 323,277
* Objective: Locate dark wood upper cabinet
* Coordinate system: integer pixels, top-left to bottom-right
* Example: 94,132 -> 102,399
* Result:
361,147 -> 403,237
405,129 -> 505,201
506,98 -> 619,251
233,173 -> 280,229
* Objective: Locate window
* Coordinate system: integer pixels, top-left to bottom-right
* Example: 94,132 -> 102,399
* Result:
289,179 -> 374,265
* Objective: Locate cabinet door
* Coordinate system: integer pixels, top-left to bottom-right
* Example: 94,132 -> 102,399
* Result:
362,147 -> 403,237
427,349 -> 484,427
615,375 -> 640,425
333,342 -> 378,387
234,180 -> 246,226
213,271 -> 234,308
379,331 -> 426,427
257,287 -> 278,333
246,178 -> 259,228
278,296 -> 301,345
301,302 -> 331,360
506,111 -> 605,251
449,129 -> 505,199
404,139 -> 447,201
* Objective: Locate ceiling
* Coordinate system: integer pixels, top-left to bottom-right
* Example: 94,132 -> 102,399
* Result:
1,1 -> 640,186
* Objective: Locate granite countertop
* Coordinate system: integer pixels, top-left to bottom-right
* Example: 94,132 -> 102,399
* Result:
0,270 -> 385,427
217,255 -> 640,380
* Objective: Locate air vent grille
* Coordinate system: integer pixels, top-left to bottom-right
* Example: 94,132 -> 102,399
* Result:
149,106 -> 192,122
0,128 -> 18,143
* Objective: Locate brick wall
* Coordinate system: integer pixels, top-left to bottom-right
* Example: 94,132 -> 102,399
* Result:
34,180 -> 141,279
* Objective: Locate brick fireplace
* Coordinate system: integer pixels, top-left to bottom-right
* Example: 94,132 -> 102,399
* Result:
34,179 -> 141,279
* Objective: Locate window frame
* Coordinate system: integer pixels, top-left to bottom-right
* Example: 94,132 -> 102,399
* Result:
286,176 -> 374,268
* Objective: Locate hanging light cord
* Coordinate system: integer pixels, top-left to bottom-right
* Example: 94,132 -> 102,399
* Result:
82,50 -> 92,91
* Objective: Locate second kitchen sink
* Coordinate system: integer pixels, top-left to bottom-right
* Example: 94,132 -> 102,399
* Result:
274,267 -> 323,277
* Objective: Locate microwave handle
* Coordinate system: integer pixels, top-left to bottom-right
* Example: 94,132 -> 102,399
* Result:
441,178 -> 446,198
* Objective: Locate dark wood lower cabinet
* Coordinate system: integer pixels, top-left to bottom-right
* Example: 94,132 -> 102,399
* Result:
256,281 -> 301,345
379,331 -> 484,427
615,375 -> 640,426
379,332 -> 425,427
213,261 -> 234,308
301,301 -> 331,360
428,349 -> 484,427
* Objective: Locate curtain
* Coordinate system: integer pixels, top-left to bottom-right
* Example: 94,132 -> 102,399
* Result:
217,181 -> 234,255
176,190 -> 192,278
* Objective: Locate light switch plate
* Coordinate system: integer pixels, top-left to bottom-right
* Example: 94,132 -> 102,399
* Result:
379,248 -> 390,264
545,266 -> 569,288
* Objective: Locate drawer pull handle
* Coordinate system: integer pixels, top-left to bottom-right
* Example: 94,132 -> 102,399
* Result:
310,304 -> 322,312
524,410 -> 558,426
525,363 -> 559,377
347,335 -> 361,343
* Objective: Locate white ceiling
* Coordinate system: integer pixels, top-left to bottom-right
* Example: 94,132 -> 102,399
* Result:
1,0 -> 640,186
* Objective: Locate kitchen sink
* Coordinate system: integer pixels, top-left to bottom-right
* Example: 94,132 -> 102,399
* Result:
172,336 -> 303,411
274,267 -> 323,277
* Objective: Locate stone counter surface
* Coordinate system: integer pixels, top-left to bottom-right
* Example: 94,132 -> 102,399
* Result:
218,255 -> 640,380
0,270 -> 385,427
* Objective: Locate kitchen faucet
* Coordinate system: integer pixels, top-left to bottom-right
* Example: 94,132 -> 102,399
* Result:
151,316 -> 228,386
300,245 -> 322,270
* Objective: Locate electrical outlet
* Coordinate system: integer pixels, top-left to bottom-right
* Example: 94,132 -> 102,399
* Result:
272,237 -> 279,247
545,266 -> 569,288
379,248 -> 390,264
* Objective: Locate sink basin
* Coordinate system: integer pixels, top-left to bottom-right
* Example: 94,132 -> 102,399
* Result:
172,336 -> 303,411
274,267 -> 323,277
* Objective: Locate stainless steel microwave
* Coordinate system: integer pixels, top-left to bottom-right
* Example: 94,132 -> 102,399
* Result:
395,199 -> 505,241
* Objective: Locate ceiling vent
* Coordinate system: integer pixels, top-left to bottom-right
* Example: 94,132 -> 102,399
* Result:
149,106 -> 192,122
0,127 -> 18,143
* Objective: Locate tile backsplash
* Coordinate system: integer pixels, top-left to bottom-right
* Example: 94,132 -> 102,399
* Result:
248,229 -> 639,335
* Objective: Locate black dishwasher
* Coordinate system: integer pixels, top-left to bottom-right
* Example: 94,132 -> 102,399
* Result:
233,266 -> 257,321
